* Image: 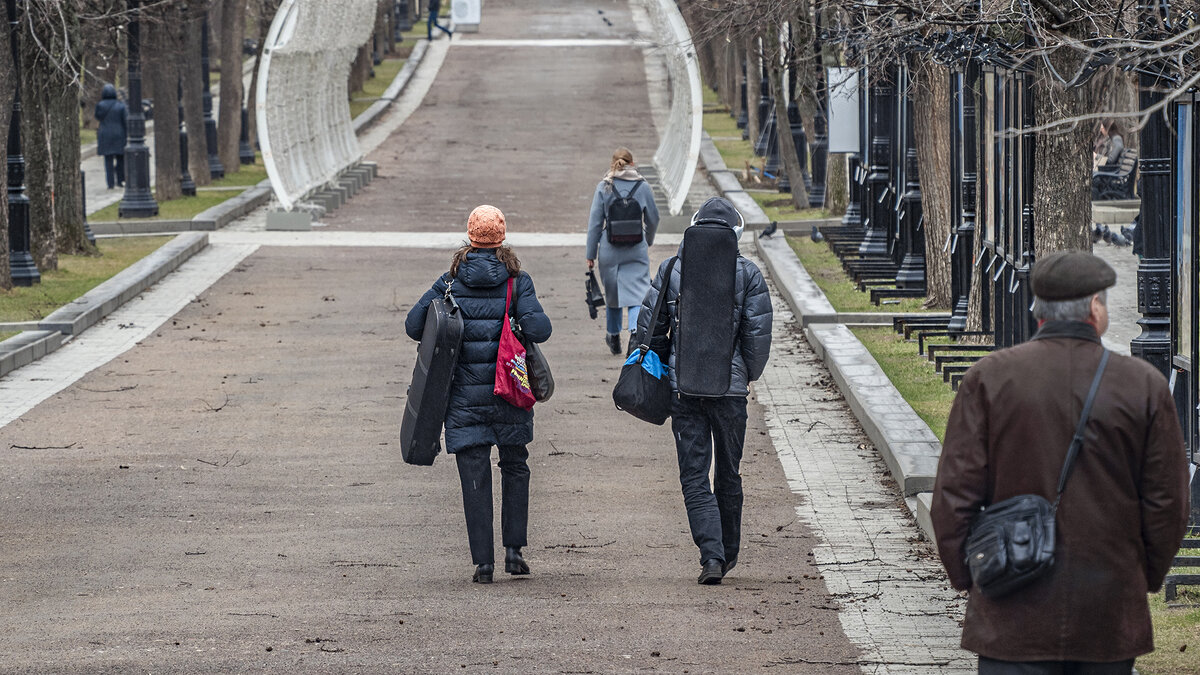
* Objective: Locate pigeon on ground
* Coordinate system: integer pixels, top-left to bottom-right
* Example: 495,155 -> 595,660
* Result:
759,220 -> 778,238
810,225 -> 824,243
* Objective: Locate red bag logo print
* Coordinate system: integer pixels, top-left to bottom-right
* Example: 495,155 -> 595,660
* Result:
494,278 -> 536,411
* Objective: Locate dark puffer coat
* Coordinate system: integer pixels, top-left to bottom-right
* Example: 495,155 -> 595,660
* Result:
637,241 -> 772,396
94,84 -> 127,157
405,250 -> 552,453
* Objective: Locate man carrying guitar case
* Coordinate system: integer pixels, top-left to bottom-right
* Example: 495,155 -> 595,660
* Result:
635,197 -> 773,585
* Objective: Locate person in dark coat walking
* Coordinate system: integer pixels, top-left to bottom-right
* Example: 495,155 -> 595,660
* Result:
94,84 -> 127,190
405,205 -> 551,584
427,0 -> 452,40
638,197 -> 773,585
931,250 -> 1190,674
586,147 -> 660,355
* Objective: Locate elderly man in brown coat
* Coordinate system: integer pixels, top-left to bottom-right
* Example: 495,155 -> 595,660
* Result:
932,250 -> 1190,674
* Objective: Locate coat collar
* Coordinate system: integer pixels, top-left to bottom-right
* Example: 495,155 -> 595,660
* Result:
1031,320 -> 1102,344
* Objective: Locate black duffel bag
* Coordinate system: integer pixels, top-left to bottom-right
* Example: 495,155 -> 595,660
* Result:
965,350 -> 1109,598
613,257 -> 677,425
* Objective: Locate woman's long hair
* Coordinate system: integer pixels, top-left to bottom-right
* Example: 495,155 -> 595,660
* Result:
450,244 -> 522,278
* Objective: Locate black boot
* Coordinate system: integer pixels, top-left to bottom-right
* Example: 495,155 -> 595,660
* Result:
473,563 -> 494,584
505,547 -> 530,575
698,559 -> 724,585
605,333 -> 621,355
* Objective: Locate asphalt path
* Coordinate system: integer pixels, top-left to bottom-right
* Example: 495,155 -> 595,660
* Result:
0,0 -> 869,672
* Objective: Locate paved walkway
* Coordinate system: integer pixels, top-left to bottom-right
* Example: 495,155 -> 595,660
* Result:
1,1 -> 970,671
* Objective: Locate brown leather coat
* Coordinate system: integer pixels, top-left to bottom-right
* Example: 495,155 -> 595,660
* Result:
931,321 -> 1190,662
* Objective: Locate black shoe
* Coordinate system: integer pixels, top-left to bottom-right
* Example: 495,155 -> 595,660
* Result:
698,559 -> 724,585
505,547 -> 530,575
473,563 -> 494,584
605,333 -> 621,355
722,557 -> 738,576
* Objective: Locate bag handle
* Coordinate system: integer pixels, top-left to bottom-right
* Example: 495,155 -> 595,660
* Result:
1053,349 -> 1110,506
634,256 -> 678,359
503,277 -> 514,319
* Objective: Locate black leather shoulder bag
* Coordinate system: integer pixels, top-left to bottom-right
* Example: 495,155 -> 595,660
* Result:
965,350 -> 1110,598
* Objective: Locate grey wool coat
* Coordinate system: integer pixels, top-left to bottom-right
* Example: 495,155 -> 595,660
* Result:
586,178 -> 661,308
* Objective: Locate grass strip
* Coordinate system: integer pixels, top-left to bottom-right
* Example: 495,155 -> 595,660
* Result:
0,236 -> 171,322
786,234 -> 929,313
349,57 -> 407,120
1139,587 -> 1200,675
90,156 -> 265,222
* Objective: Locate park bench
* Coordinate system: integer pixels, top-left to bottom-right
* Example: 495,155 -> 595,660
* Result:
1091,147 -> 1139,201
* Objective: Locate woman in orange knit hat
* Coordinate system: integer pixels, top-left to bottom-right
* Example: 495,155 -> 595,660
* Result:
405,205 -> 552,584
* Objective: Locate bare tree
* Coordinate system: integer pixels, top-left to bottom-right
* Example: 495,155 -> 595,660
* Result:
147,0 -> 183,201
181,0 -> 212,186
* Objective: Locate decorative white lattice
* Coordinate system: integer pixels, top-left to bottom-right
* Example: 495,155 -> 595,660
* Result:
645,0 -> 702,216
256,0 -> 378,211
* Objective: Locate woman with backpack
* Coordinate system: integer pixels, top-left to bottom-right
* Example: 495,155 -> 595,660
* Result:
586,148 -> 661,355
404,205 -> 552,584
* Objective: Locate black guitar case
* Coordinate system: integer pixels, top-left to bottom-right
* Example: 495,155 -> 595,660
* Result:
400,283 -> 464,465
676,223 -> 738,397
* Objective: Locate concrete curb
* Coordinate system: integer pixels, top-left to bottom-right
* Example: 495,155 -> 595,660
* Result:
0,331 -> 64,379
699,130 -> 942,539
39,232 -> 208,336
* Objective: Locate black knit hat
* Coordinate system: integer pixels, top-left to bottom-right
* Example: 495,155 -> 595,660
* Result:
1030,250 -> 1117,301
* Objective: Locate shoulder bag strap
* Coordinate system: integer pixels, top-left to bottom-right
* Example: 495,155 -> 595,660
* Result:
636,257 -> 678,353
1054,349 -> 1111,505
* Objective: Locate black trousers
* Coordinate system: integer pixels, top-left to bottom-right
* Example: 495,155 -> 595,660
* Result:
103,154 -> 125,189
454,444 -> 529,565
978,657 -> 1135,674
671,395 -> 748,565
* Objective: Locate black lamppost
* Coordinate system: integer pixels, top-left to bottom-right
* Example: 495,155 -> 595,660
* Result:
841,65 -> 867,229
178,80 -> 195,196
396,0 -> 412,33
119,0 -> 158,218
238,106 -> 254,164
7,0 -> 38,285
201,18 -> 224,180
950,52 -> 979,331
895,68 -> 924,290
1131,0 -> 1174,377
737,61 -> 749,135
754,59 -> 771,156
859,63 -> 894,256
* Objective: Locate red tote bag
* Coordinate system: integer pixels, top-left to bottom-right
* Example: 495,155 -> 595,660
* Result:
494,278 -> 537,411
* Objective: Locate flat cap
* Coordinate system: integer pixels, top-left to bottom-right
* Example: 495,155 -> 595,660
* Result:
1030,250 -> 1116,301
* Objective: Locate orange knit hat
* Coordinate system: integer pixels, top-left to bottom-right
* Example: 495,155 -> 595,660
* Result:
467,205 -> 506,248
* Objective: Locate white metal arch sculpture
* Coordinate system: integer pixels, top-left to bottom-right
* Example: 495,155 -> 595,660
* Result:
256,0 -> 378,211
645,0 -> 702,216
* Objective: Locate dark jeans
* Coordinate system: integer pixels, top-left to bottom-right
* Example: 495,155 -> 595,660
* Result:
978,657 -> 1135,674
103,154 -> 125,189
671,395 -> 748,565
454,444 -> 529,565
427,9 -> 451,39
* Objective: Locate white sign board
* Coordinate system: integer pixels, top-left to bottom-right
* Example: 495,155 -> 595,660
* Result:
827,67 -> 860,154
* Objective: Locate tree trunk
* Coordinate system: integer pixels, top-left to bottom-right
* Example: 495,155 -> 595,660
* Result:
181,1 -> 211,186
744,36 -> 760,168
1033,55 -> 1094,256
768,40 -> 809,209
21,33 -> 56,272
41,2 -> 88,257
217,0 -> 245,173
825,153 -> 847,215
0,14 -> 13,289
245,2 -> 275,155
149,4 -> 183,202
912,59 -> 953,309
